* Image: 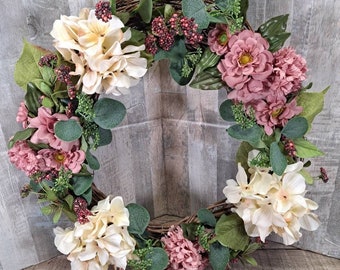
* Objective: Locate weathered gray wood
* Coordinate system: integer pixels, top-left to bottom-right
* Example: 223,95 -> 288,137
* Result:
1,0 -> 340,269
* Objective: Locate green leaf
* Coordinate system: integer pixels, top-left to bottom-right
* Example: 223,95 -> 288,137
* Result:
228,124 -> 265,148
190,67 -> 224,90
94,98 -> 126,129
72,175 -> 93,196
236,141 -> 254,172
41,205 -> 55,216
98,127 -> 113,147
82,186 -> 93,205
115,12 -> 130,24
54,119 -> 83,142
53,207 -> 63,223
215,213 -> 249,251
257,14 -> 291,52
126,203 -> 150,235
181,223 -> 199,241
164,4 -> 175,21
41,97 -> 54,108
64,194 -> 74,210
195,48 -> 220,75
110,0 -> 116,14
243,242 -> 261,255
30,179 -> 42,192
198,208 -> 216,227
281,117 -> 308,139
137,0 -> 153,23
294,138 -> 324,158
145,247 -> 169,270
8,128 -> 36,148
296,87 -> 329,131
85,149 -> 100,170
219,99 -> 235,122
299,168 -> 314,185
25,82 -> 42,115
14,40 -> 51,91
242,255 -> 258,266
182,0 -> 209,30
209,241 -> 230,270
270,141 -> 287,175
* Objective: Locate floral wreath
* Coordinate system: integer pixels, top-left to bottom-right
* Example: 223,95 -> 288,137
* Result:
8,0 -> 329,269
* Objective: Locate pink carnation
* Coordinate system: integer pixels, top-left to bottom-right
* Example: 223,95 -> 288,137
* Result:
38,148 -> 85,173
208,24 -> 231,55
218,30 -> 273,103
252,95 -> 303,135
161,226 -> 207,270
29,107 -> 80,152
16,101 -> 30,128
8,141 -> 40,176
267,47 -> 307,96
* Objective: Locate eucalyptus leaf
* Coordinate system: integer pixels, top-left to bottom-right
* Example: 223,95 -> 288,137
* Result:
71,175 -> 93,196
281,117 -> 308,139
270,141 -> 287,175
228,124 -> 265,148
182,0 -> 210,30
197,208 -> 216,227
98,127 -> 113,147
215,213 -> 249,251
82,186 -> 93,205
209,242 -> 230,270
294,138 -> 324,158
93,98 -> 126,129
219,99 -> 235,122
127,203 -> 150,235
235,141 -> 254,172
85,149 -> 100,170
145,247 -> 169,270
54,119 -> 83,142
257,14 -> 290,52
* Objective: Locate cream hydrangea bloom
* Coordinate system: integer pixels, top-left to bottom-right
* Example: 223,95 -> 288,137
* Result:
54,196 -> 136,270
223,161 -> 320,245
51,9 -> 147,95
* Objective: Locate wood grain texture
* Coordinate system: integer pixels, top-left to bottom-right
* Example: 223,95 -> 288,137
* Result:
1,0 -> 340,269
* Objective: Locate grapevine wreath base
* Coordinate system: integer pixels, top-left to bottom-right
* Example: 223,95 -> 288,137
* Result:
8,0 -> 329,269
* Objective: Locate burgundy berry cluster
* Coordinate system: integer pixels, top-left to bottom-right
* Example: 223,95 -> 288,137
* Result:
145,13 -> 203,55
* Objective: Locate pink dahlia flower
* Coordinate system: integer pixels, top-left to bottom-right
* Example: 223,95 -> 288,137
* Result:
218,30 -> 273,103
161,226 -> 207,270
268,47 -> 307,96
16,101 -> 29,128
38,148 -> 85,173
252,95 -> 303,135
29,107 -> 80,152
208,24 -> 231,55
8,141 -> 40,176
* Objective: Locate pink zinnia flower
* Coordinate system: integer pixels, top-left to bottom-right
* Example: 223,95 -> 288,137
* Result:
29,107 -> 80,152
8,141 -> 40,176
161,226 -> 207,270
267,47 -> 307,96
208,24 -> 231,55
218,30 -> 273,103
38,148 -> 85,173
16,102 -> 30,128
252,95 -> 303,135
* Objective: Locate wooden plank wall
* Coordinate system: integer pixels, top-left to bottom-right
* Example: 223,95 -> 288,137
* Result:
0,0 -> 339,269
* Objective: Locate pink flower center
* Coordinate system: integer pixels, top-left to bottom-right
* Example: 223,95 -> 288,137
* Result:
239,52 -> 253,65
54,152 -> 66,163
217,32 -> 228,46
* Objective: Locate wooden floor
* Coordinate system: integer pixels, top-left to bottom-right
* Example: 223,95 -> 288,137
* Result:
24,241 -> 340,270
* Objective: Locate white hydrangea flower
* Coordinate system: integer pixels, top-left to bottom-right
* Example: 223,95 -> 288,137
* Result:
54,196 -> 136,270
223,161 -> 320,245
50,9 -> 147,96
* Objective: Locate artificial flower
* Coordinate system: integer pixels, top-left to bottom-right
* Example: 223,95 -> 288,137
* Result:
208,24 -> 231,55
218,30 -> 273,103
16,101 -> 29,128
161,226 -> 207,270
